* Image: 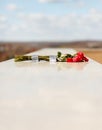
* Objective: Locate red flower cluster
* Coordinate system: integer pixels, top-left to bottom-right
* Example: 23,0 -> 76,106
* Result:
66,52 -> 89,62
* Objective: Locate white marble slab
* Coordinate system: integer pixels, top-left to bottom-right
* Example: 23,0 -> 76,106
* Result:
0,48 -> 102,130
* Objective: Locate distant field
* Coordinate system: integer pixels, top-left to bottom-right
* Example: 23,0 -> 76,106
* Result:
76,49 -> 102,64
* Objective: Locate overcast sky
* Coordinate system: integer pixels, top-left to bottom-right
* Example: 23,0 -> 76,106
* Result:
0,0 -> 102,41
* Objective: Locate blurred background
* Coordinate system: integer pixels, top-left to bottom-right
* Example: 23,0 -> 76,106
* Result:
0,0 -> 102,63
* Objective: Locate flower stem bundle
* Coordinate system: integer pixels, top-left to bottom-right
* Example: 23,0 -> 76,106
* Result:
14,51 -> 89,62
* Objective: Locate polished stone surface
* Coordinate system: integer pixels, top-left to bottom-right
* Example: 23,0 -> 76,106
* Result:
0,48 -> 102,130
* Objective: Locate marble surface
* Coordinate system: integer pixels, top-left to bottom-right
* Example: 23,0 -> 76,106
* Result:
0,48 -> 102,130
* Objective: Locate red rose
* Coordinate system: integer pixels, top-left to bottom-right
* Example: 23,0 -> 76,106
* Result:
66,58 -> 73,62
77,51 -> 84,58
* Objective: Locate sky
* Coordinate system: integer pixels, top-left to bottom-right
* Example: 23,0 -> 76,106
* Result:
0,0 -> 102,41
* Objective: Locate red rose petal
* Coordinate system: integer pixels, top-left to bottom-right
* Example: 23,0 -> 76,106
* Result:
73,55 -> 83,62
66,58 -> 73,62
83,56 -> 89,62
77,51 -> 84,58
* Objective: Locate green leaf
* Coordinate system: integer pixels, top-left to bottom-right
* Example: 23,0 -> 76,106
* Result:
57,51 -> 61,58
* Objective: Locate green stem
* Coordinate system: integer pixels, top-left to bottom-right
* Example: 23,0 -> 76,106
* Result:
14,55 -> 50,62
14,53 -> 74,62
38,56 -> 49,61
15,55 -> 32,62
